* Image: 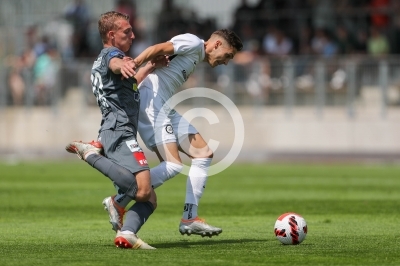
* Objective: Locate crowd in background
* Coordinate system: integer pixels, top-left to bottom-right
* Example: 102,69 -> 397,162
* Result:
232,0 -> 396,57
4,0 -> 400,106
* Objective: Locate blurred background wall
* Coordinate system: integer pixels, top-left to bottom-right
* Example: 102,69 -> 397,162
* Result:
1,0 -> 400,163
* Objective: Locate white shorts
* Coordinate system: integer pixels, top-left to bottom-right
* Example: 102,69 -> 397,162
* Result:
138,85 -> 198,151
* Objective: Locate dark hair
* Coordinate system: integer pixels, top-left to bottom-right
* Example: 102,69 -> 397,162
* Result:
212,29 -> 243,52
98,11 -> 130,43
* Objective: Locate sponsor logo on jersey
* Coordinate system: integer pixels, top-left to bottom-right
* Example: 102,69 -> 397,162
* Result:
126,139 -> 142,152
165,124 -> 174,134
109,50 -> 124,59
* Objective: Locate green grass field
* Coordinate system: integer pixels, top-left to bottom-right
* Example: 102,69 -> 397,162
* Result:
0,161 -> 399,265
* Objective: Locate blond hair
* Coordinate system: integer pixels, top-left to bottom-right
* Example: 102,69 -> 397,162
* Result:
98,11 -> 130,43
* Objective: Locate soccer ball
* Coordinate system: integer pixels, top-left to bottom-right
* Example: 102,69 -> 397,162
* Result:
274,212 -> 307,245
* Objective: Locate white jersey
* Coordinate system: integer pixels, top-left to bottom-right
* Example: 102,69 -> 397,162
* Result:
140,33 -> 205,102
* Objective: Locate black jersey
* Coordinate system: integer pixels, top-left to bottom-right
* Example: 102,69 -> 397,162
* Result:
91,47 -> 140,135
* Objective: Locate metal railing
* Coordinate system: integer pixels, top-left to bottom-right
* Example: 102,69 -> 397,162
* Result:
1,55 -> 399,118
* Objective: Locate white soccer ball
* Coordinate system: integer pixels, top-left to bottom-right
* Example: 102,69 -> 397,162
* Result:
274,212 -> 307,245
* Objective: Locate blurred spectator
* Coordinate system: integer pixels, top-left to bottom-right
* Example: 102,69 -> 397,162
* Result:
311,28 -> 338,57
390,1 -> 400,54
312,0 -> 336,32
262,26 -> 293,56
273,0 -> 310,53
353,29 -> 368,54
369,0 -> 390,29
5,50 -> 35,106
298,25 -> 313,55
238,23 -> 259,52
64,0 -> 91,58
33,44 -> 60,105
5,25 -> 39,106
42,18 -> 74,61
335,25 -> 355,54
115,0 -> 137,29
25,25 -> 48,57
196,18 -> 217,40
367,26 -> 390,55
232,0 -> 253,38
155,0 -> 217,44
6,56 -> 25,105
86,18 -> 103,57
155,0 -> 185,42
129,30 -> 151,57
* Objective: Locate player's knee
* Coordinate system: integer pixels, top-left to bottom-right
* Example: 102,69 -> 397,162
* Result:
188,146 -> 213,159
206,148 -> 214,158
135,187 -> 152,202
196,146 -> 213,159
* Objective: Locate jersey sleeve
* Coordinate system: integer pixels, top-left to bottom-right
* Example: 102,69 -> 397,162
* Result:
104,47 -> 125,68
170,34 -> 203,55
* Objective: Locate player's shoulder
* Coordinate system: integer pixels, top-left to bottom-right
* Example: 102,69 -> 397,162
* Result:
93,47 -> 124,71
172,33 -> 202,44
105,47 -> 124,59
95,47 -> 125,62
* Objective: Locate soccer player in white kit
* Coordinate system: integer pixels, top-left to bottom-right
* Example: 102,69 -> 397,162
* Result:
104,29 -> 243,237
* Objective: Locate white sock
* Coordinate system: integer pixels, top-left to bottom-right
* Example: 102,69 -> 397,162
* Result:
182,203 -> 198,220
121,230 -> 135,235
183,158 -> 212,218
150,161 -> 183,189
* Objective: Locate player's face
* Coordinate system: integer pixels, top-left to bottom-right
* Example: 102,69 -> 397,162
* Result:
208,41 -> 237,68
112,19 -> 135,52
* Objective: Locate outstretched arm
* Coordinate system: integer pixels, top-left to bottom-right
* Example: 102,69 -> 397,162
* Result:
134,62 -> 154,84
133,42 -> 174,67
126,55 -> 170,84
108,57 -> 137,79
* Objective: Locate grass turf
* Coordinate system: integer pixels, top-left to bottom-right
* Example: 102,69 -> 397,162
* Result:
0,161 -> 399,265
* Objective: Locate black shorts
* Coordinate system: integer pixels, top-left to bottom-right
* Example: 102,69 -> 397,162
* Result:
98,129 -> 149,174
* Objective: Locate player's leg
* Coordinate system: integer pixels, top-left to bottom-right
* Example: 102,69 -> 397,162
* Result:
109,142 -> 183,211
106,142 -> 182,249
179,133 -> 213,219
168,109 -> 222,236
65,138 -> 149,202
137,84 -> 184,189
110,84 -> 183,207
150,142 -> 183,187
97,129 -> 157,249
108,142 -> 183,227
114,171 -> 157,250
177,132 -> 222,237
66,131 -> 155,237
